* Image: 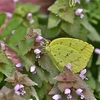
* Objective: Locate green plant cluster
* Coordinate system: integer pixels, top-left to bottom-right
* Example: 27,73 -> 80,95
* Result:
0,0 -> 100,100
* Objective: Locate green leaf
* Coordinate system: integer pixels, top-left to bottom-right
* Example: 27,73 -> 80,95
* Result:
0,63 -> 13,77
78,26 -> 88,41
20,55 -> 34,71
48,0 -> 69,15
9,26 -> 27,46
31,87 -> 39,100
38,13 -> 47,21
38,13 -> 48,26
25,77 -> 38,86
96,55 -> 100,65
0,17 -> 23,39
42,24 -> 61,39
96,81 -> 100,92
98,66 -> 100,82
81,16 -> 100,42
61,19 -> 81,38
23,3 -> 40,14
87,55 -> 93,68
35,81 -> 48,100
25,50 -> 36,63
48,0 -> 75,23
14,2 -> 26,17
58,8 -> 75,23
90,18 -> 98,25
49,84 -> 60,95
19,39 -> 34,55
38,54 -> 58,73
48,13 -> 61,28
0,52 -> 12,64
85,70 -> 96,90
0,72 -> 4,82
44,71 -> 57,84
0,13 -> 6,27
38,54 -> 59,84
32,16 -> 39,28
14,2 -> 40,17
36,66 -> 47,81
30,73 -> 42,87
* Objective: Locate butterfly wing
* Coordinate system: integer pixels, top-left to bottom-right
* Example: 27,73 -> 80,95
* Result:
46,38 -> 94,73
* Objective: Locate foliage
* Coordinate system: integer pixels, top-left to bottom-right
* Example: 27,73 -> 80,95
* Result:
0,0 -> 100,99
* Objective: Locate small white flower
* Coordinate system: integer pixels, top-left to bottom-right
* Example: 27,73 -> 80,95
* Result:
65,63 -> 71,69
30,65 -> 36,74
16,63 -> 22,67
27,13 -> 34,24
36,35 -> 43,42
75,8 -> 84,18
6,12 -> 12,18
67,94 -> 72,99
79,69 -> 88,80
13,0 -> 19,3
36,54 -> 40,58
14,84 -> 26,95
95,48 -> 100,55
12,30 -> 16,34
0,41 -> 6,50
65,88 -> 71,94
75,0 -> 81,4
40,41 -> 44,46
29,19 -> 34,24
64,88 -> 72,99
27,13 -> 32,20
34,49 -> 41,59
76,88 -> 85,99
30,65 -> 36,72
52,94 -> 61,100
76,88 -> 83,95
34,49 -> 41,54
36,35 -> 44,46
80,94 -> 85,99
75,9 -> 83,15
80,14 -> 84,18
